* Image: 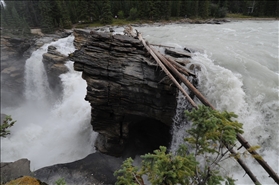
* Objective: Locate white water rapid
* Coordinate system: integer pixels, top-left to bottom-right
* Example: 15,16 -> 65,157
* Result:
1,35 -> 96,170
1,20 -> 278,185
133,20 -> 278,185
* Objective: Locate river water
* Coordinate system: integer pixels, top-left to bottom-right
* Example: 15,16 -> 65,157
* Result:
1,21 -> 278,184
134,20 -> 278,185
1,36 -> 97,171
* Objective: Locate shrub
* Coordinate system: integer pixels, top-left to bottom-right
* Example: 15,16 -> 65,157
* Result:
0,115 -> 16,138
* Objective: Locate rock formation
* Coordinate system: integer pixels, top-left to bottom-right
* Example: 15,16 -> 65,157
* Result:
0,158 -> 32,184
1,36 -> 35,107
42,45 -> 69,97
33,152 -> 123,185
70,29 -> 179,157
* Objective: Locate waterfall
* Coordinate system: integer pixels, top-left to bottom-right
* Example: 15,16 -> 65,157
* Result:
1,35 -> 97,170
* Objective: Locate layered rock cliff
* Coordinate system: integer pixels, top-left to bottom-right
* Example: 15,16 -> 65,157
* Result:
42,45 -> 69,97
1,36 -> 35,107
70,29 -> 179,157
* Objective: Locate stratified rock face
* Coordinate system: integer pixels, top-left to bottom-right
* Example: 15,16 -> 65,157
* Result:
42,45 -> 69,97
70,29 -> 178,156
1,36 -> 35,107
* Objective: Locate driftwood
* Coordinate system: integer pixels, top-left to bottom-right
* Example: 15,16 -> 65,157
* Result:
149,45 -> 214,109
125,26 -> 279,185
164,56 -> 196,77
237,134 -> 279,184
150,43 -> 175,49
137,32 -> 197,108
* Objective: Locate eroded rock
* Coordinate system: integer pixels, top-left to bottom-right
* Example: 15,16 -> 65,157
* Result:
70,29 -> 178,157
42,45 -> 69,97
0,159 -> 32,184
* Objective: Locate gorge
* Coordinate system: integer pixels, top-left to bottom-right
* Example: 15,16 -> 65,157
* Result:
1,20 -> 278,185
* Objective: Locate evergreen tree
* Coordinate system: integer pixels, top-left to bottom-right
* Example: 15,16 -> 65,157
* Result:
100,0 -> 112,24
161,0 -> 171,20
138,1 -> 149,19
39,0 -> 54,33
170,1 -> 180,17
180,0 -> 188,17
193,0 -> 199,18
199,0 -> 209,18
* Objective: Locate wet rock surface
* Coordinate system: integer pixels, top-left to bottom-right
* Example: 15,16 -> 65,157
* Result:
0,159 -> 32,184
33,152 -> 123,185
42,45 -> 69,97
71,29 -> 178,157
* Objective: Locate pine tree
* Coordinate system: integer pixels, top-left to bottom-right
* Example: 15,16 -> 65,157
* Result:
39,0 -> 54,33
193,0 -> 199,18
100,0 -> 112,25
199,0 -> 209,18
138,1 -> 149,19
180,0 -> 188,17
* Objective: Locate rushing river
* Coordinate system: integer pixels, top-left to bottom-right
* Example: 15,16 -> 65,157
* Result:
1,20 -> 278,184
1,36 -> 97,171
133,20 -> 278,185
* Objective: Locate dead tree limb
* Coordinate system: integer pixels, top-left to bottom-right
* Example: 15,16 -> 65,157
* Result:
150,43 -> 175,49
237,134 -> 279,184
149,45 -> 215,109
164,55 -> 196,77
137,33 -> 197,108
227,146 -> 261,184
126,26 -> 276,185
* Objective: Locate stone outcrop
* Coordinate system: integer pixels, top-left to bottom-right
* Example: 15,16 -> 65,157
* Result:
70,29 -> 178,156
33,152 -> 123,185
5,176 -> 47,185
0,158 -> 32,184
42,45 -> 69,97
1,36 -> 35,107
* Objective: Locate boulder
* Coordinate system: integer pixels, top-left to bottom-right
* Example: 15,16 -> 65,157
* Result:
165,48 -> 192,58
5,176 -> 47,185
33,152 -> 123,185
0,158 -> 32,184
70,29 -> 178,157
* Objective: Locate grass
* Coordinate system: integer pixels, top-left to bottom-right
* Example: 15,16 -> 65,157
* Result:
226,13 -> 255,19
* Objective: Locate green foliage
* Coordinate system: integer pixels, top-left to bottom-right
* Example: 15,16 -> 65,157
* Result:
128,8 -> 138,21
1,115 -> 16,138
114,158 -> 140,185
185,105 -> 243,154
100,0 -> 113,25
115,105 -> 241,185
117,10 -> 124,19
140,146 -> 197,185
55,178 -> 66,185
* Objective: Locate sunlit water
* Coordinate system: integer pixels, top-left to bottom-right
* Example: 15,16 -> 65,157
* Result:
132,21 -> 278,185
1,36 -> 96,170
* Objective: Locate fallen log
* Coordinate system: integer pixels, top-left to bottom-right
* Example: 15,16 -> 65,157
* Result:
150,43 -> 175,49
164,55 -> 196,77
237,134 -> 279,184
126,26 -> 277,185
136,32 -> 197,108
148,44 -> 214,109
227,146 -> 261,185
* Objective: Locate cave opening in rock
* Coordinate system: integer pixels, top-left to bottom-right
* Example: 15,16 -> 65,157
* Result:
122,117 -> 172,159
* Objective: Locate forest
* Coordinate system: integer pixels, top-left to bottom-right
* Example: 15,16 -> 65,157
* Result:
1,0 -> 279,34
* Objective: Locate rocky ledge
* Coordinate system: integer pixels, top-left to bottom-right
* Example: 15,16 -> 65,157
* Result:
70,29 -> 182,157
42,45 -> 69,97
